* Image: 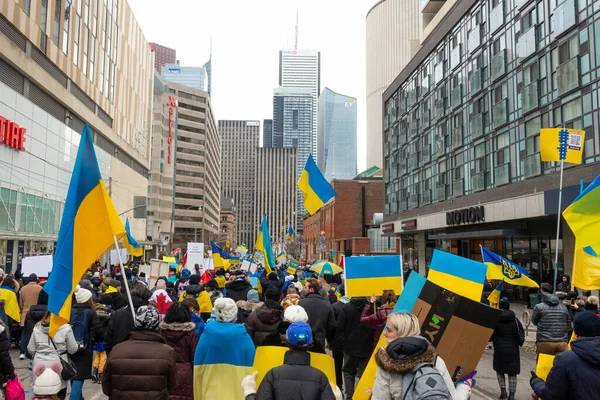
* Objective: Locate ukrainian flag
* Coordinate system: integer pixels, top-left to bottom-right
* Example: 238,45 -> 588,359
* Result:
297,154 -> 336,215
572,243 -> 600,290
344,255 -> 403,297
44,125 -> 125,337
563,174 -> 600,250
255,214 -> 276,274
427,250 -> 487,302
285,225 -> 294,241
235,244 -> 248,257
211,242 -> 231,269
123,218 -> 143,257
487,281 -> 503,308
540,128 -> 585,164
481,246 -> 539,288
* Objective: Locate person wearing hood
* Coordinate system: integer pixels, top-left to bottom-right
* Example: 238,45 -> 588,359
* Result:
298,278 -> 336,351
178,274 -> 212,322
226,271 -> 253,303
105,280 -> 126,310
28,311 -> 78,399
194,298 -> 255,400
237,289 -> 263,325
104,283 -> 151,355
360,290 -> 398,346
176,269 -> 192,297
246,287 -> 284,346
556,274 -> 576,294
204,279 -> 224,305
531,310 -> 600,400
103,305 -> 177,400
181,298 -> 206,338
532,283 -> 572,357
335,296 -> 375,399
19,273 -> 43,359
260,272 -> 282,296
372,313 -> 474,400
99,272 -> 112,294
160,303 -> 198,400
241,321 -> 338,400
491,298 -> 524,400
280,286 -> 301,310
24,290 -> 49,358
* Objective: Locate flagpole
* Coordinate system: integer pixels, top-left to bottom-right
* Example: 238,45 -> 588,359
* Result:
553,160 -> 565,293
113,235 -> 137,322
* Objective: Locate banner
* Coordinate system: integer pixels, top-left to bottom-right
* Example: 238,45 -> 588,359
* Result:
186,243 -> 204,271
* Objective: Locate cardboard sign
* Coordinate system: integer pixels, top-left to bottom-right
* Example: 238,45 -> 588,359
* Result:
186,243 -> 204,271
21,255 -> 53,278
536,354 -> 555,381
241,260 -> 251,271
253,347 -> 336,387
149,259 -> 170,288
110,249 -> 128,265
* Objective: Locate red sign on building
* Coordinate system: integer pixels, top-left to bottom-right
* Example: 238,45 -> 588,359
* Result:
167,96 -> 177,164
0,116 -> 26,151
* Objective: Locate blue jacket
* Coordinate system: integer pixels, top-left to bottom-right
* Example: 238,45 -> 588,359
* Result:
191,312 -> 205,338
531,336 -> 600,400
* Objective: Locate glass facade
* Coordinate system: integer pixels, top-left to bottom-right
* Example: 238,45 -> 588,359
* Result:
161,64 -> 208,92
317,88 -> 358,181
383,0 -> 600,216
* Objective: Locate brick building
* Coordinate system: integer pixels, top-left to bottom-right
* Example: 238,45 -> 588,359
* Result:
303,167 -> 385,261
220,198 -> 237,249
150,43 -> 176,72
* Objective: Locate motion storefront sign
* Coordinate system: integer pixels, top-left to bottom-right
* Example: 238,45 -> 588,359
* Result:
381,223 -> 395,234
446,206 -> 485,226
401,219 -> 417,230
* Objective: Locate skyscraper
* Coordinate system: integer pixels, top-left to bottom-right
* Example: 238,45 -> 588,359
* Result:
254,147 -> 298,246
161,64 -> 208,92
272,87 -> 313,231
263,119 -> 273,148
150,43 -> 177,72
219,120 -> 261,247
278,49 -> 320,155
317,88 -> 357,181
203,57 -> 212,97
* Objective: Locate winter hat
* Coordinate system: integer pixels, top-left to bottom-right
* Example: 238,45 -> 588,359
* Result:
286,321 -> 313,347
134,305 -> 160,330
29,273 -> 39,282
33,363 -> 62,395
74,285 -> 92,304
37,290 -> 49,306
265,287 -> 281,303
574,311 -> 600,337
268,272 -> 278,281
213,297 -> 237,322
109,279 -> 121,288
181,269 -> 192,278
285,275 -> 295,282
284,305 -> 309,323
293,282 -> 303,293
247,289 -> 260,303
189,274 -> 201,285
499,297 -> 510,310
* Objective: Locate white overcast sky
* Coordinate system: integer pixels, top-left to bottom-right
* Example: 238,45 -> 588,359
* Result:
128,0 -> 375,171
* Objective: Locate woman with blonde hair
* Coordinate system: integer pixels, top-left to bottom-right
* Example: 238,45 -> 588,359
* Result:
372,313 -> 474,400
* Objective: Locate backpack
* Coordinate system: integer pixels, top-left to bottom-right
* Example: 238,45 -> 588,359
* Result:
401,360 -> 451,400
70,309 -> 90,352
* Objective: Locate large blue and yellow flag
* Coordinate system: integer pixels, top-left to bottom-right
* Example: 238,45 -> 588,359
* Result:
563,174 -> 600,250
122,218 -> 143,257
255,214 -> 276,275
44,125 -> 125,337
297,154 -> 336,215
481,246 -> 539,288
344,255 -> 403,297
427,250 -> 487,302
211,242 -> 231,269
572,243 -> 600,290
540,128 -> 585,164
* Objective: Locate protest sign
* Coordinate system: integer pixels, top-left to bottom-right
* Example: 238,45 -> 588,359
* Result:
241,260 -> 251,271
344,255 -> 402,297
22,255 -> 53,278
110,249 -> 128,265
149,259 -> 170,287
253,347 -> 335,387
186,243 -> 204,271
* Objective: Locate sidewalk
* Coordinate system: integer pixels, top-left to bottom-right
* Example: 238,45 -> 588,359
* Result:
510,302 -> 538,353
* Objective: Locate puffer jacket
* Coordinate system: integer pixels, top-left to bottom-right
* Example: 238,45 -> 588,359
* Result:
372,336 -> 470,400
246,350 -> 335,400
532,292 -> 572,342
237,300 -> 262,325
360,302 -> 396,346
335,298 -> 375,358
160,322 -> 198,400
226,279 -> 252,303
531,336 -> 600,400
103,329 -> 177,400
246,300 -> 284,346
0,322 -> 14,385
104,295 -> 148,355
491,309 -> 524,375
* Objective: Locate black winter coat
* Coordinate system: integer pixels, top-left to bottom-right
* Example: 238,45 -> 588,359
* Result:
246,350 -> 335,400
24,305 -> 47,358
107,291 -> 127,310
226,280 -> 252,303
328,301 -> 345,352
531,336 -> 600,400
246,300 -> 284,346
104,295 -> 147,355
491,309 -> 524,375
70,303 -> 103,381
0,323 -> 14,385
335,298 -> 375,358
298,294 -> 335,349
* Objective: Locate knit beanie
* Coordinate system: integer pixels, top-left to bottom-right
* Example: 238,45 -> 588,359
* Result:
109,279 -> 121,288
284,305 -> 309,323
247,289 -> 260,303
74,285 -> 92,304
574,311 -> 600,337
213,297 -> 237,322
499,297 -> 510,310
134,305 -> 160,330
33,363 -> 62,395
182,269 -> 192,278
189,274 -> 201,285
265,287 -> 281,303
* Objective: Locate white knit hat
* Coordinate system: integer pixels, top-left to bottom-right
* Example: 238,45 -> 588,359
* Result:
74,285 -> 92,304
293,282 -> 303,293
284,305 -> 309,323
214,297 -> 238,322
33,363 -> 62,395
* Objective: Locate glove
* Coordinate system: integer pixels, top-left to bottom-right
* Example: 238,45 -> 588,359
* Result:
241,371 -> 258,397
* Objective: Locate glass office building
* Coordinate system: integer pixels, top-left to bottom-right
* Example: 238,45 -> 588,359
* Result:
161,65 -> 208,92
382,0 -> 600,292
317,87 -> 358,181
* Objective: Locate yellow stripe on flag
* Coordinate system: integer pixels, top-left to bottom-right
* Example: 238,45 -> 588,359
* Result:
427,269 -> 483,302
345,277 -> 403,298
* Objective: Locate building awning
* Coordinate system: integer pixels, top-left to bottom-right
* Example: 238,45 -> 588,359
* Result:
428,229 -> 524,240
